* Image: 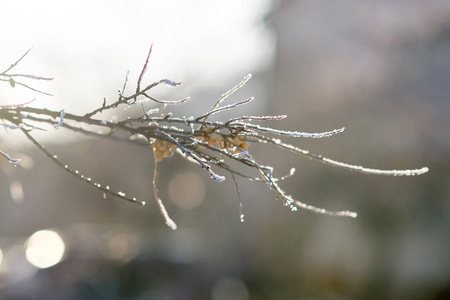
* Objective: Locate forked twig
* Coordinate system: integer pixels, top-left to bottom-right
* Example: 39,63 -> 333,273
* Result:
1,48 -> 53,95
0,47 -> 429,229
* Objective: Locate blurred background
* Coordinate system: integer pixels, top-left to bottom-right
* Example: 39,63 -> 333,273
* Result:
1,0 -> 449,299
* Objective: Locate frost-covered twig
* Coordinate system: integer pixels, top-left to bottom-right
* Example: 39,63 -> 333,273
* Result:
53,109 -> 65,128
238,123 -> 346,138
259,136 -> 429,176
202,73 -> 252,122
230,172 -> 245,223
196,97 -> 254,120
153,161 -> 177,230
19,128 -> 144,206
0,150 -> 21,164
0,47 -> 429,229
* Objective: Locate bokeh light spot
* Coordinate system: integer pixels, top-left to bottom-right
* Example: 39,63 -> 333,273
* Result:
99,231 -> 139,265
25,230 -> 65,269
10,180 -> 24,203
168,172 -> 206,210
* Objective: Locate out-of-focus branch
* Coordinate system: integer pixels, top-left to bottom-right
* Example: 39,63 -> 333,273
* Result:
0,48 -> 54,95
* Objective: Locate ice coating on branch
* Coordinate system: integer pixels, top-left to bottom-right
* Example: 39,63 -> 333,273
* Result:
158,79 -> 182,87
322,158 -> 429,176
0,150 -> 21,164
5,47 -> 429,227
157,198 -> 177,230
240,124 -> 345,138
53,109 -> 65,128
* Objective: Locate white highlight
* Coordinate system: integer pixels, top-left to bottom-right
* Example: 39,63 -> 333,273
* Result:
25,230 -> 65,269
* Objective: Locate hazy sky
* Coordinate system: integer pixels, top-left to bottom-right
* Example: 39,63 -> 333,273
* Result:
1,0 -> 273,113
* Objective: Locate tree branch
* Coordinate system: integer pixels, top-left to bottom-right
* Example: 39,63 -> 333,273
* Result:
0,47 -> 429,229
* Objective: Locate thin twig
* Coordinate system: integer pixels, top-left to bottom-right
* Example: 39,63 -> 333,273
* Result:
196,97 -> 254,121
237,123 -> 346,138
202,73 -> 252,122
121,71 -> 130,95
0,99 -> 35,110
226,114 -> 287,124
0,150 -> 21,164
136,45 -> 153,94
0,48 -> 32,75
153,161 -> 177,230
259,136 -> 429,176
20,128 -> 145,206
7,74 -> 54,81
230,172 -> 244,222
0,78 -> 53,96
